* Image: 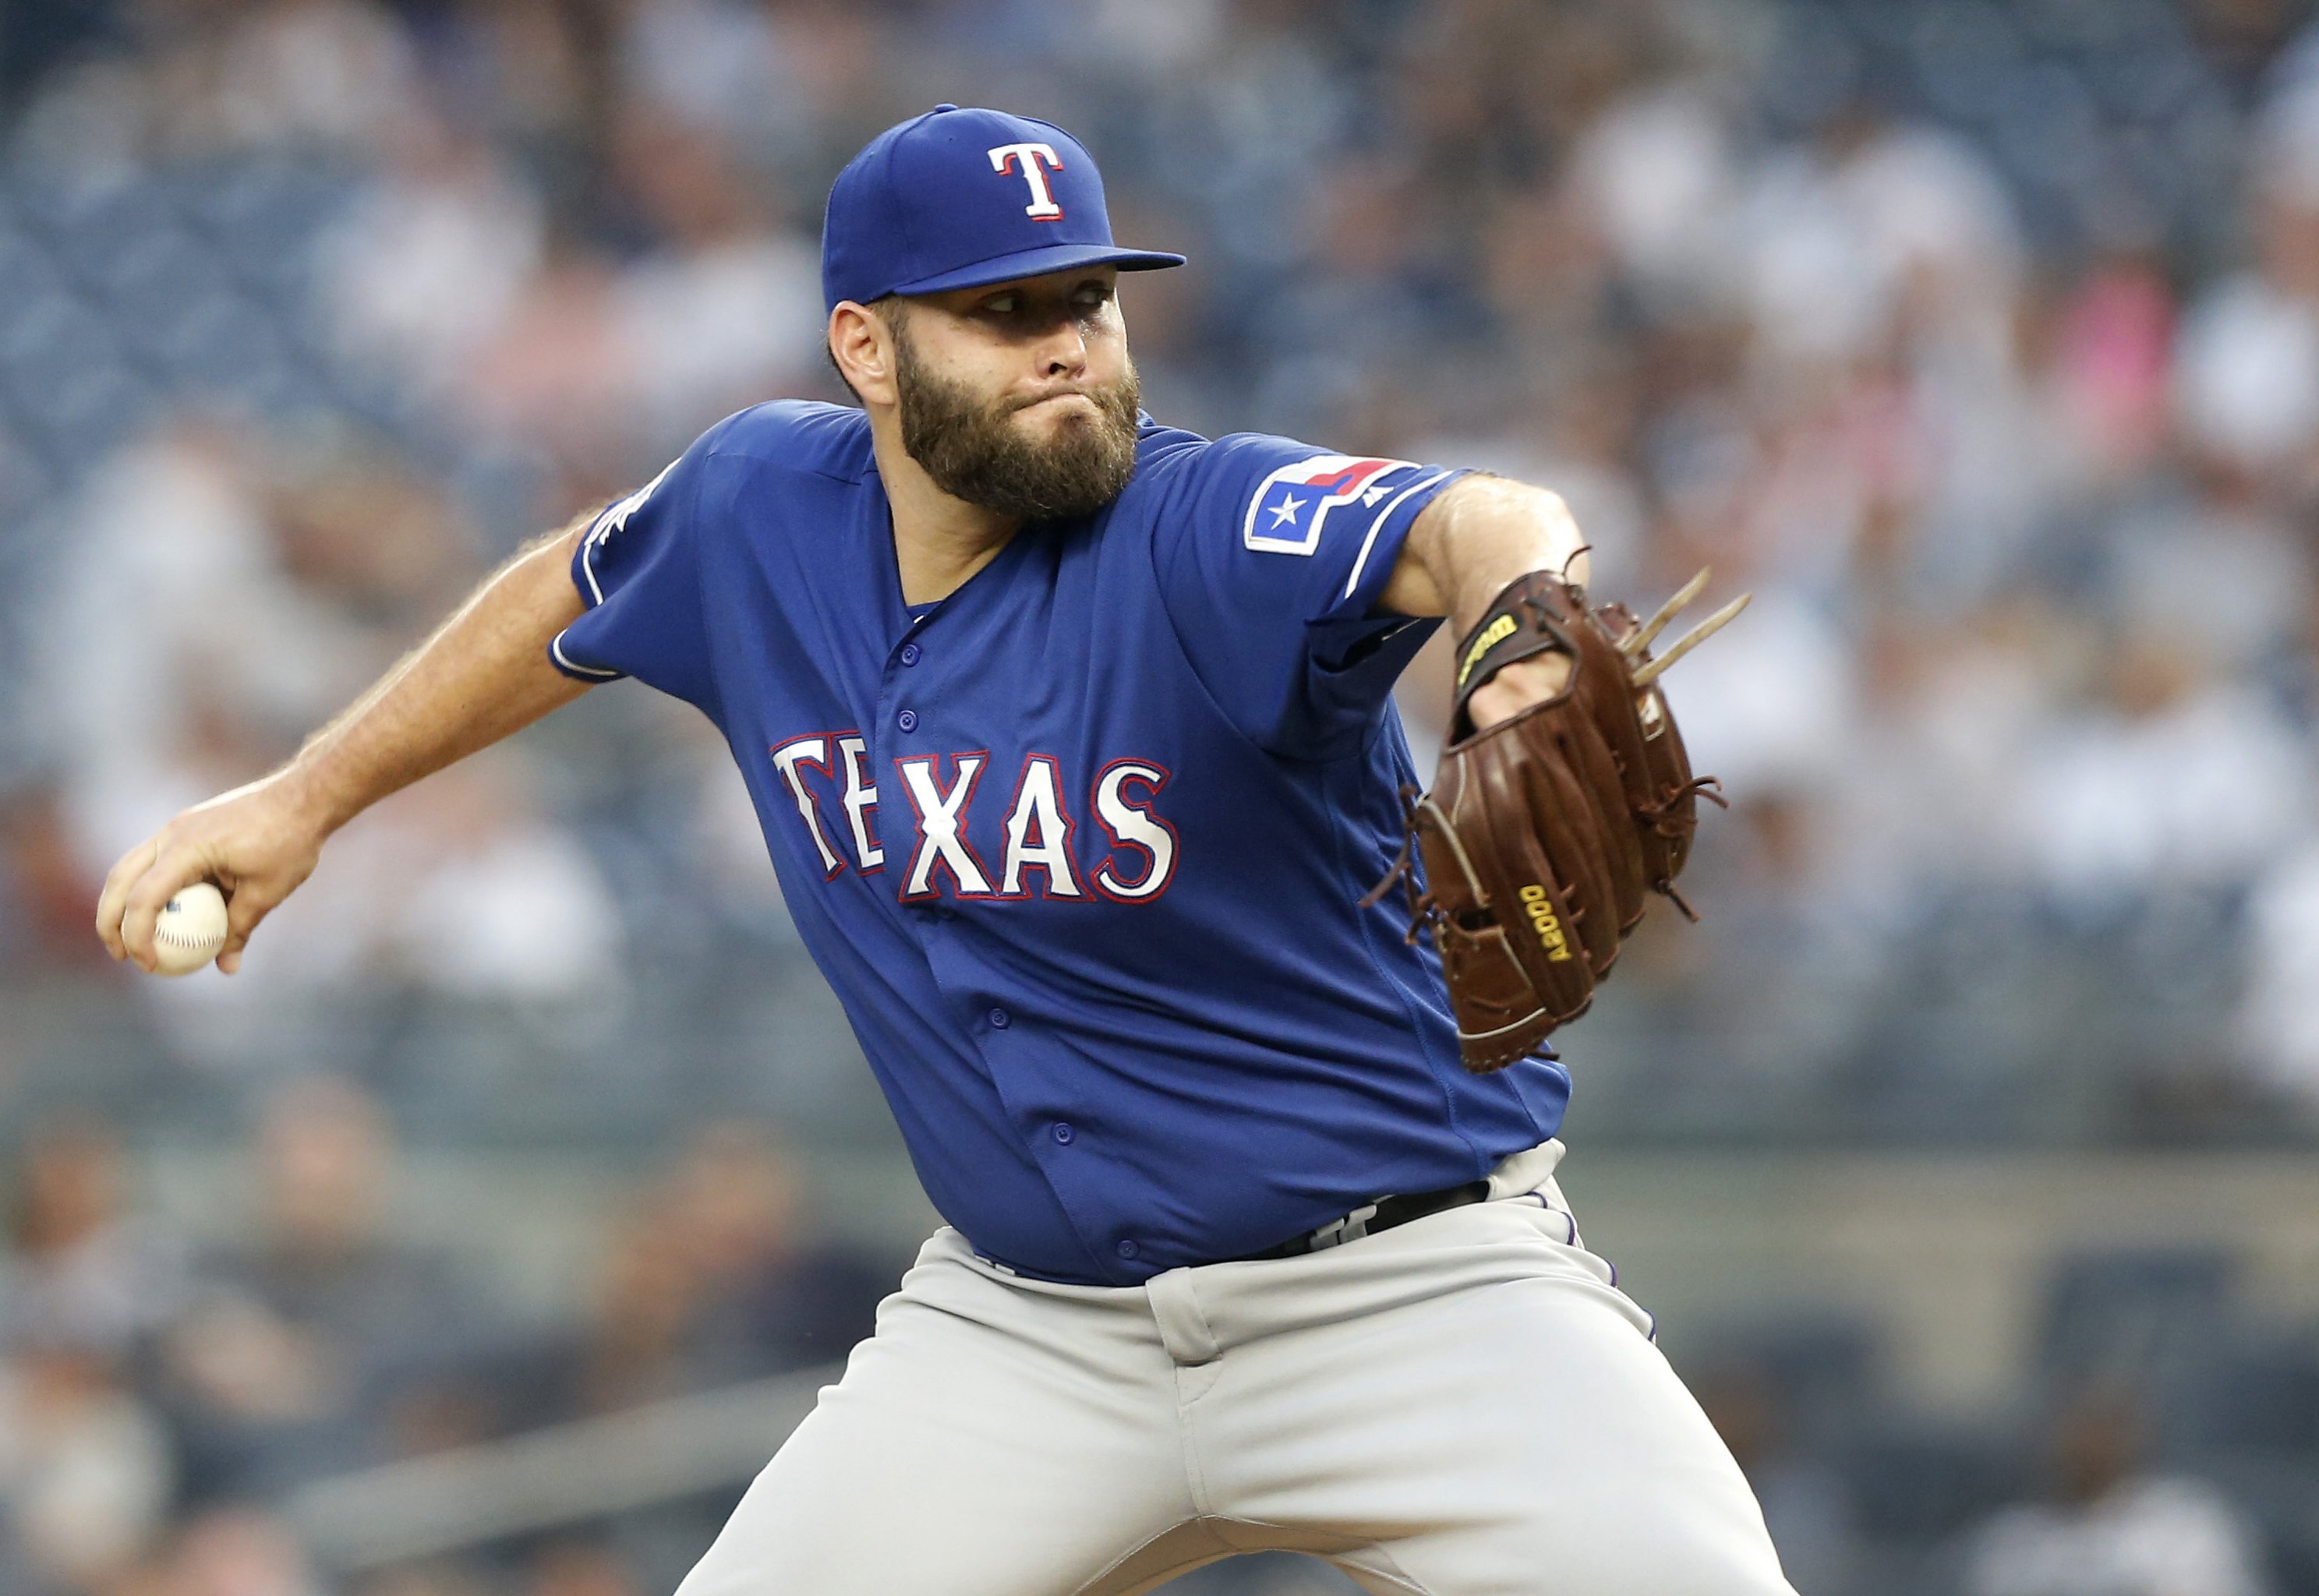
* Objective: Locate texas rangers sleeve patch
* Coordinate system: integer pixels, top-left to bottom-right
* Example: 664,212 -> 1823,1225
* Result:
1242,454 -> 1423,556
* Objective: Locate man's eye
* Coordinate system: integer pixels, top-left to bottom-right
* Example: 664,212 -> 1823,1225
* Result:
984,295 -> 1018,315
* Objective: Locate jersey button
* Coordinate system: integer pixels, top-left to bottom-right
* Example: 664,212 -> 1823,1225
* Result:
1051,1121 -> 1074,1145
896,708 -> 917,732
1115,1239 -> 1140,1260
899,642 -> 921,666
988,1007 -> 1010,1029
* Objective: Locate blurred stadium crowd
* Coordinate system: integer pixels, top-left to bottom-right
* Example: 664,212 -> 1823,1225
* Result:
3,0 -> 2319,1593
2,1079 -> 896,1596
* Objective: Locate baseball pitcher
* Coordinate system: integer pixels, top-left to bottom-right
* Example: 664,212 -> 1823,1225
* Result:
99,107 -> 1787,1595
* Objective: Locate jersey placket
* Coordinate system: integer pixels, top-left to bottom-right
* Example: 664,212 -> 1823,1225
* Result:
876,598 -> 1159,1280
876,601 -> 1144,1281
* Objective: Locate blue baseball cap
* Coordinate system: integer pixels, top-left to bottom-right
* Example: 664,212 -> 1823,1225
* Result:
821,104 -> 1186,312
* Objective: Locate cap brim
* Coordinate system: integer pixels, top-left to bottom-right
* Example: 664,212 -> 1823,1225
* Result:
888,242 -> 1186,298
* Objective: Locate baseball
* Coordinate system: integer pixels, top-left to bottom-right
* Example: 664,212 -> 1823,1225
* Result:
151,881 -> 229,976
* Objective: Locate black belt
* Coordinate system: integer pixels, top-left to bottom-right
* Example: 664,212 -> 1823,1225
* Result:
1226,1178 -> 1492,1262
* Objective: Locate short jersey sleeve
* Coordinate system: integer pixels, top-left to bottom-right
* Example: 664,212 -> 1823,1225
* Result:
549,430 -> 721,711
1151,433 -> 1466,759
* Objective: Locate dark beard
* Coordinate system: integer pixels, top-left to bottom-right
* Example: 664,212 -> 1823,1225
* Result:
893,321 -> 1141,520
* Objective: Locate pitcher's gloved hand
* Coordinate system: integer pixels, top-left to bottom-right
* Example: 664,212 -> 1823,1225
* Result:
1368,568 -> 1746,1072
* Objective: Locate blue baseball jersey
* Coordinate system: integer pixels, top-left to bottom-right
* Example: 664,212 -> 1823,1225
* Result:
551,401 -> 1571,1285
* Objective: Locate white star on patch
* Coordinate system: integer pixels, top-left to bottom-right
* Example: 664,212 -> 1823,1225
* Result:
1269,495 -> 1305,528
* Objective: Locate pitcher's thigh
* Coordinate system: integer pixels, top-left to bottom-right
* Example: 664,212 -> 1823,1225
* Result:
673,1294 -> 1192,1596
1227,1269 -> 1795,1596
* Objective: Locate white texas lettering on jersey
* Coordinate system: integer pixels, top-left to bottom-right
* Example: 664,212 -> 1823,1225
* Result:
836,734 -> 882,870
896,755 -> 995,898
765,739 -> 1176,902
988,141 -> 1065,219
769,736 -> 844,877
999,756 -> 1085,898
1091,761 -> 1178,901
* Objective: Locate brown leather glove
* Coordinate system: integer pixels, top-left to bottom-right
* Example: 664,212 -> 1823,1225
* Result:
1370,569 -> 1742,1072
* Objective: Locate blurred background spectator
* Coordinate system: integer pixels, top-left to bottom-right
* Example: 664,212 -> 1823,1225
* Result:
1963,1386 -> 2271,1596
5,0 -> 2319,1591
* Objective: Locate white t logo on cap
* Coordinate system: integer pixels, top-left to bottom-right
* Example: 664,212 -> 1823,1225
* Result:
988,142 -> 1066,220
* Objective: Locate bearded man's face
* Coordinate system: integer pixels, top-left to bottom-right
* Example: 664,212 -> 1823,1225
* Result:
884,283 -> 1142,521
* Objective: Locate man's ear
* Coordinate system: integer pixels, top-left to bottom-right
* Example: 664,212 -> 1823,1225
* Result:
829,301 -> 898,408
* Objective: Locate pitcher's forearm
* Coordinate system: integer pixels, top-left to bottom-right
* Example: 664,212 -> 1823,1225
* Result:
1384,475 -> 1593,631
285,521 -> 596,832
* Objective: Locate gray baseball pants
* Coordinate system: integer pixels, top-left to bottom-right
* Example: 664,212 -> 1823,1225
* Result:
672,1140 -> 1796,1594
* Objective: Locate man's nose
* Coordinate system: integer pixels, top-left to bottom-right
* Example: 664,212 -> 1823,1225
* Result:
1038,317 -> 1089,377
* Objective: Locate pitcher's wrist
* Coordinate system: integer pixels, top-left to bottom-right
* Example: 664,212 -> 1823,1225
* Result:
275,747 -> 359,837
